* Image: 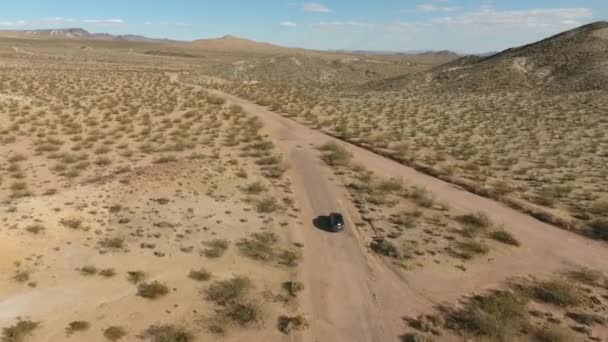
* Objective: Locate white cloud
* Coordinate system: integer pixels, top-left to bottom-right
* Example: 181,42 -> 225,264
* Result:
0,20 -> 28,27
280,21 -> 297,28
415,4 -> 460,13
302,3 -> 331,13
432,7 -> 592,29
82,18 -> 125,25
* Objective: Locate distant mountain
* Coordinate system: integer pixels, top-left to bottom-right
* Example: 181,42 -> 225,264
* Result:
370,21 -> 608,93
0,28 -> 179,43
190,35 -> 295,54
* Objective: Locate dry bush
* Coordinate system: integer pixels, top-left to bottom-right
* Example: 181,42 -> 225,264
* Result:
2,320 -> 39,342
65,321 -> 90,336
103,326 -> 127,341
188,269 -> 211,282
137,281 -> 169,299
203,239 -> 229,258
141,324 -> 193,342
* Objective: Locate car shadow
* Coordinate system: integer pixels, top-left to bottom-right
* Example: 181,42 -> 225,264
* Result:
313,215 -> 337,233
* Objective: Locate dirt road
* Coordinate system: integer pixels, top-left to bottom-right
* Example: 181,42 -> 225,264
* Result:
174,74 -> 608,342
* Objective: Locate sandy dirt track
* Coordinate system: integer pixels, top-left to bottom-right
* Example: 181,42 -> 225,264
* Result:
169,73 -> 608,342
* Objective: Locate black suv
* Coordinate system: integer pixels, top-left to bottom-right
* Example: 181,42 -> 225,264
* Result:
329,213 -> 345,232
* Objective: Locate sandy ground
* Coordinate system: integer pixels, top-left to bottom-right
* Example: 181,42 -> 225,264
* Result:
172,74 -> 608,342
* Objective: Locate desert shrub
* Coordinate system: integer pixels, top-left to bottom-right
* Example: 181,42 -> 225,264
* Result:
565,267 -> 604,285
65,321 -> 90,335
60,217 -> 86,230
203,239 -> 229,258
237,232 -> 277,261
282,281 -> 304,298
401,332 -> 433,342
127,271 -> 147,284
188,269 -> 211,282
452,240 -> 490,260
590,200 -> 608,216
137,281 -> 169,299
12,270 -> 30,283
255,197 -> 280,213
489,230 -> 520,246
409,186 -> 435,208
532,325 -> 572,342
79,265 -> 98,276
206,276 -> 251,306
318,141 -> 352,167
408,314 -> 444,335
100,268 -> 116,278
98,237 -> 125,250
445,290 -> 529,341
277,315 -> 308,334
141,324 -> 193,342
531,279 -> 582,307
242,181 -> 266,195
222,302 -> 261,327
370,237 -> 400,259
457,212 -> 492,229
278,249 -> 300,267
207,95 -> 226,105
24,224 -> 45,234
2,320 -> 39,342
565,311 -> 606,326
590,220 -> 608,240
104,326 -> 127,341
154,155 -> 178,164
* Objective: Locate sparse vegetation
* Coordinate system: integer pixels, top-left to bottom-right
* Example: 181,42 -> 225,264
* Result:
103,326 -> 127,341
65,321 -> 90,336
188,269 -> 211,282
2,320 -> 39,342
531,279 -> 582,307
203,239 -> 229,258
137,281 -> 169,299
141,324 -> 193,342
489,229 -> 520,246
277,315 -> 308,334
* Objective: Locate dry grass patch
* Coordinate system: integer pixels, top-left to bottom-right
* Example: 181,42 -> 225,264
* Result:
65,321 -> 90,336
2,320 -> 39,342
188,269 -> 211,282
203,239 -> 229,258
103,326 -> 127,341
141,324 -> 193,342
277,315 -> 308,335
137,281 -> 169,299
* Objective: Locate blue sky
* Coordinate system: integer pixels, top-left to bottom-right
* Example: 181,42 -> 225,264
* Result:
1,0 -> 606,53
